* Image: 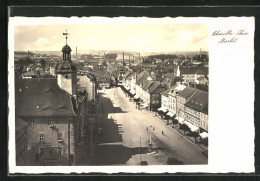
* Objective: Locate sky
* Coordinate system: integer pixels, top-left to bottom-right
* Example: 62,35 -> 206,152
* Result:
14,24 -> 208,52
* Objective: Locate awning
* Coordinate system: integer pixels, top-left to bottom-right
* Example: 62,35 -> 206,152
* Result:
199,132 -> 208,139
157,107 -> 163,111
158,106 -> 168,113
130,90 -> 136,95
177,117 -> 185,124
133,95 -> 140,99
166,112 -> 175,118
162,108 -> 168,113
183,121 -> 199,132
141,103 -> 148,108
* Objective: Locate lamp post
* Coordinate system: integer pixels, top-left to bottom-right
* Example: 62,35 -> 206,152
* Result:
139,137 -> 142,163
90,125 -> 93,157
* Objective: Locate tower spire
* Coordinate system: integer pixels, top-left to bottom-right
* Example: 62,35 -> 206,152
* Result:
63,30 -> 69,45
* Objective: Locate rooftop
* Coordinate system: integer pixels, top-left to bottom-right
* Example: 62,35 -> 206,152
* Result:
185,89 -> 208,114
180,67 -> 208,75
15,116 -> 29,131
148,82 -> 164,94
178,86 -> 197,99
15,78 -> 77,117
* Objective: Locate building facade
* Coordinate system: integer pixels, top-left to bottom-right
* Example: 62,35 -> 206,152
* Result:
184,89 -> 208,132
16,117 -> 29,165
176,87 -> 197,124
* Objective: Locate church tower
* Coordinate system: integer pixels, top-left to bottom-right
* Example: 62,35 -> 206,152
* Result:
56,30 -> 77,96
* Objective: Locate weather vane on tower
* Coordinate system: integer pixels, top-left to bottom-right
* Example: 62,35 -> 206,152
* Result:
63,30 -> 69,45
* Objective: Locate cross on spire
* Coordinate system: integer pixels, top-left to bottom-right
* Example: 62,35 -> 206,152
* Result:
63,30 -> 69,44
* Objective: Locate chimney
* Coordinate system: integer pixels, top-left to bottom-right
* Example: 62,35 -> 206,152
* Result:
76,47 -> 78,61
123,52 -> 125,65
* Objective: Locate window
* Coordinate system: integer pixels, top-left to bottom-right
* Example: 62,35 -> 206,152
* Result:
49,119 -> 54,126
58,148 -> 63,156
58,133 -> 62,140
39,134 -> 44,142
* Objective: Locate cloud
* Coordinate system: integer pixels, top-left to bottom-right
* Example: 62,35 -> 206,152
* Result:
35,37 -> 48,47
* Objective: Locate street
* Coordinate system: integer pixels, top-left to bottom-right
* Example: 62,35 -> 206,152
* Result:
85,87 -> 207,165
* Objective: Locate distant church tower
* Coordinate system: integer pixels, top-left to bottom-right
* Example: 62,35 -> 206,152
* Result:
56,30 -> 77,96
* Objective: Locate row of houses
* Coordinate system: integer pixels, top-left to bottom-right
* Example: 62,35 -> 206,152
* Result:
121,70 -> 167,111
159,85 -> 208,135
121,69 -> 208,138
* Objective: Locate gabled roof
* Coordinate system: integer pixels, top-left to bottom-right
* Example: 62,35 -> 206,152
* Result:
185,89 -> 208,114
15,78 -> 77,117
123,70 -> 132,79
178,86 -> 197,99
142,80 -> 153,91
148,82 -> 164,94
15,117 -> 29,131
136,71 -> 150,85
160,89 -> 171,97
180,67 -> 208,75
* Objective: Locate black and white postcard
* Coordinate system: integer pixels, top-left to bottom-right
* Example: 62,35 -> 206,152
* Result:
8,15 -> 255,174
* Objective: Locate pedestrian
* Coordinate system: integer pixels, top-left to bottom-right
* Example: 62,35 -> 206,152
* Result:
147,126 -> 148,131
162,130 -> 164,135
153,126 -> 155,130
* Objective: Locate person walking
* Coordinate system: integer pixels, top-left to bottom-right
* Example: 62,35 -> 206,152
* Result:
162,130 -> 164,135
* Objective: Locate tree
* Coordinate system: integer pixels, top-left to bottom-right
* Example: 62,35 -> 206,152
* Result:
104,53 -> 117,60
39,59 -> 46,69
172,119 -> 178,125
170,76 -> 183,87
179,124 -> 190,135
19,57 -> 33,66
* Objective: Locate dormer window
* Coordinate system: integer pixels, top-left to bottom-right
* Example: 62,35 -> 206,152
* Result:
49,119 -> 54,126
